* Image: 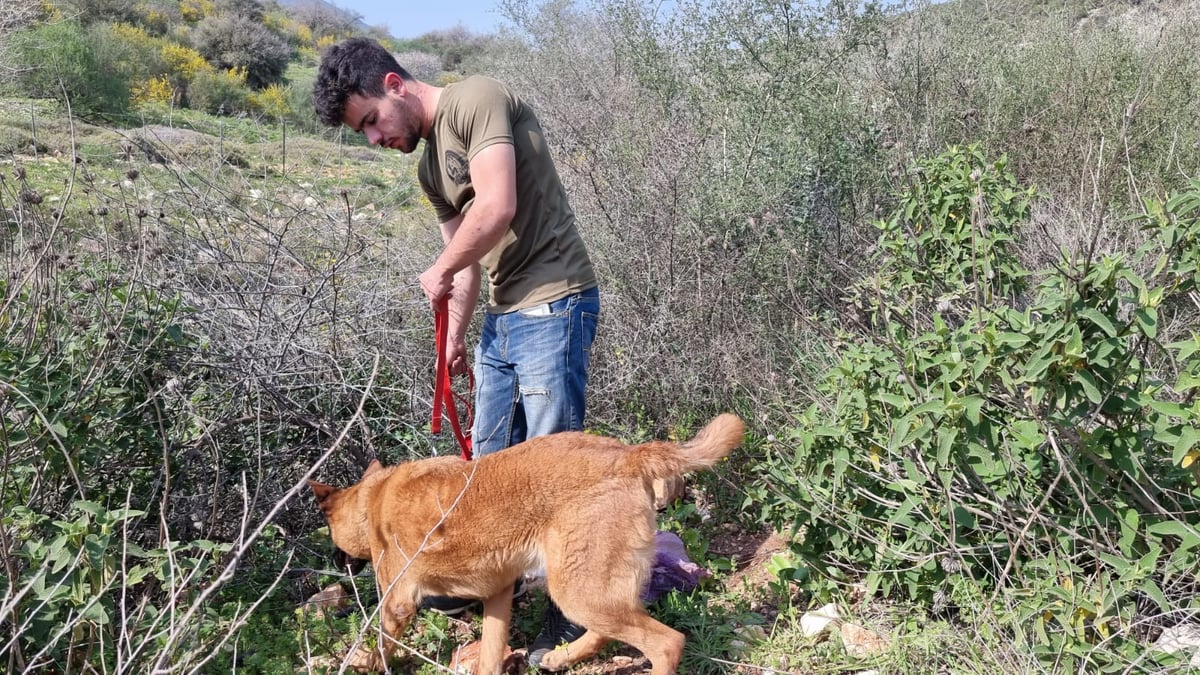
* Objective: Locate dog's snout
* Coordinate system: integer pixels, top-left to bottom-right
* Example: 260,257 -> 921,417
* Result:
334,547 -> 368,575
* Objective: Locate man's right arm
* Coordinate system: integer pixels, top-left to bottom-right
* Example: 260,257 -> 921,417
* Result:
438,214 -> 481,375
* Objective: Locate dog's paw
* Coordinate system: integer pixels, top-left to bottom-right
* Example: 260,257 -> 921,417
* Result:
344,646 -> 385,673
535,647 -> 573,672
451,640 -> 522,674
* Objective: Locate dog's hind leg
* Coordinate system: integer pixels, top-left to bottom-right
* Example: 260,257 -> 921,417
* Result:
475,581 -> 515,675
599,611 -> 684,675
534,629 -> 608,671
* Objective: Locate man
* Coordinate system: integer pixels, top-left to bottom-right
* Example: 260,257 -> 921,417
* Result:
313,38 -> 599,668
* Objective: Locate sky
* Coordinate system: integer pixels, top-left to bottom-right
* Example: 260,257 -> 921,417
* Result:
336,0 -> 509,39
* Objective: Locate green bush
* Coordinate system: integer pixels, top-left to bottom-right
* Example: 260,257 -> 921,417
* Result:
753,145 -> 1200,670
188,64 -> 251,114
58,0 -> 141,25
11,21 -> 130,115
0,500 -> 235,670
0,271 -> 197,510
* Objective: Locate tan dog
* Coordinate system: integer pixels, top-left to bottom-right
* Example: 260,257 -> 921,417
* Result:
308,413 -> 745,675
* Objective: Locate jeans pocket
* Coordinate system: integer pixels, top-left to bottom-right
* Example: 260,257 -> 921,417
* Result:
581,310 -> 599,358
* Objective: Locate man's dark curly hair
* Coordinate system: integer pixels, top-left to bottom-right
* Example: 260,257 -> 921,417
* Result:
313,37 -> 413,127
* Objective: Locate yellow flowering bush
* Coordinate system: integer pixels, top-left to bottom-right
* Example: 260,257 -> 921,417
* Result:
180,0 -> 214,23
132,75 -> 174,107
110,22 -> 153,45
162,43 -> 212,84
250,83 -> 292,120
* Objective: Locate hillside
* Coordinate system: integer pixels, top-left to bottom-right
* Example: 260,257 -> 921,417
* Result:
2,0 -> 1200,672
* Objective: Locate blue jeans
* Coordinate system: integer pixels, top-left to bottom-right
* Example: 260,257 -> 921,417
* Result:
472,287 -> 600,456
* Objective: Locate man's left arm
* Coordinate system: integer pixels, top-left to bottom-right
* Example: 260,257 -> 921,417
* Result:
418,143 -> 517,304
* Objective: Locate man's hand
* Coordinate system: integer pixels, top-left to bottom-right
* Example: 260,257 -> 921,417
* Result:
445,337 -> 469,376
419,265 -> 454,307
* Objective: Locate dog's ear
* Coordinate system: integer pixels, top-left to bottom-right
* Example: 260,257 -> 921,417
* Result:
308,480 -> 336,504
363,459 -> 383,478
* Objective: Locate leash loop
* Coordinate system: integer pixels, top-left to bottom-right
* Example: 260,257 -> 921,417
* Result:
433,297 -> 473,460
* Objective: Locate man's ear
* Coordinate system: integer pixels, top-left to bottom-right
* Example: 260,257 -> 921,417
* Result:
308,480 -> 335,503
383,71 -> 406,95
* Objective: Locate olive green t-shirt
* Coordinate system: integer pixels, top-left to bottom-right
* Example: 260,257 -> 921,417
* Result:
418,76 -> 596,313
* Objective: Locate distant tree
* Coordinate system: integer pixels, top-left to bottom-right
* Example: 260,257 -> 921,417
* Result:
394,50 -> 442,82
412,25 -> 492,72
192,13 -> 291,88
216,0 -> 265,21
290,0 -> 362,39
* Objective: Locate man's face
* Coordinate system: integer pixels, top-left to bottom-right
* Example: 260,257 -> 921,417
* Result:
343,76 -> 421,153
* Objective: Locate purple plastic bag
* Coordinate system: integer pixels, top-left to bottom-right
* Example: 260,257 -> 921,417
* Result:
642,531 -> 710,603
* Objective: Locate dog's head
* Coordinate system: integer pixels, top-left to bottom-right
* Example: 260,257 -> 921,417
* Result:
308,460 -> 385,574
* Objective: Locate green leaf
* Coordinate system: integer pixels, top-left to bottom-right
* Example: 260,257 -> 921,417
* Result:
1139,579 -> 1170,613
1133,307 -> 1158,339
1176,372 -> 1200,393
908,400 -> 944,418
1118,509 -> 1139,558
885,478 -> 921,493
47,419 -> 69,438
1168,336 -> 1200,361
1076,370 -> 1102,404
1147,520 -> 1199,542
936,427 -> 957,465
887,418 -> 912,452
74,501 -> 104,517
994,332 -> 1032,347
82,602 -> 110,626
1010,419 -> 1043,449
1149,401 -> 1188,418
110,508 -> 146,523
1171,426 -> 1200,465
874,392 -> 909,409
963,396 -> 985,425
811,426 -> 845,438
1078,308 -> 1118,338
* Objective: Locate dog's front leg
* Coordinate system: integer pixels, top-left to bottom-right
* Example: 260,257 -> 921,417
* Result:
378,600 -> 416,666
342,601 -> 415,673
475,582 -> 514,675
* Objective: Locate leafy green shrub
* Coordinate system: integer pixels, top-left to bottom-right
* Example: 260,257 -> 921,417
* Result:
0,271 -> 197,509
188,64 -> 251,114
753,145 -> 1200,670
1,500 -> 232,670
11,21 -> 130,114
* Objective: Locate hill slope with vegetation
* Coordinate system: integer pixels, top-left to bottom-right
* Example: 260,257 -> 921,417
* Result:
1,0 -> 1199,672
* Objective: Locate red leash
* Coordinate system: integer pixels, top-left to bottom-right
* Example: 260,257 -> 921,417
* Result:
432,298 -> 474,460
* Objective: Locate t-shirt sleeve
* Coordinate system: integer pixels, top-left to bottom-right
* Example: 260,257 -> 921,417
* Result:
450,79 -> 515,161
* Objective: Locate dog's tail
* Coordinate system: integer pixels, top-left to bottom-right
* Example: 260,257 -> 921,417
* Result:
628,413 -> 746,479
